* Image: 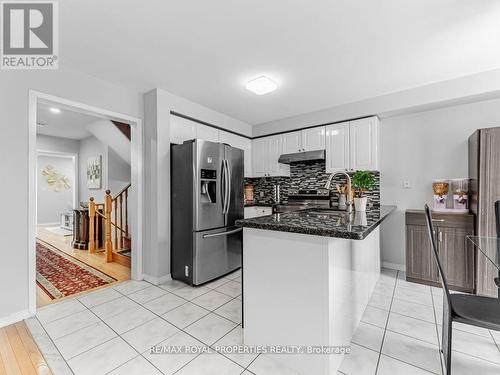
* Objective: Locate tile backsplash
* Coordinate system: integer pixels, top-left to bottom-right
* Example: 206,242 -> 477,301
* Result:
245,160 -> 380,207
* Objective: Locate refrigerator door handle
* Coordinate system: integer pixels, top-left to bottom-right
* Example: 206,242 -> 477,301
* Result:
224,159 -> 230,214
202,227 -> 242,238
226,159 -> 232,213
221,159 -> 227,214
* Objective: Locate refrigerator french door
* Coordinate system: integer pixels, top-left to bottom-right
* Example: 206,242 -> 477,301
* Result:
171,139 -> 243,285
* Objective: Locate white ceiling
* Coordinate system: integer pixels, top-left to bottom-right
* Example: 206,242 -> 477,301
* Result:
37,103 -> 100,139
60,0 -> 500,125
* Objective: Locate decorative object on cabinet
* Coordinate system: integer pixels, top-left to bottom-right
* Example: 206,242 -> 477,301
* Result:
451,178 -> 470,210
244,184 -> 254,204
432,179 -> 449,210
352,170 -> 375,212
86,155 -> 102,189
405,209 -> 475,293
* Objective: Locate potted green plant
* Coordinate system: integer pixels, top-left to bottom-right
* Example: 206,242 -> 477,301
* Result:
351,170 -> 375,211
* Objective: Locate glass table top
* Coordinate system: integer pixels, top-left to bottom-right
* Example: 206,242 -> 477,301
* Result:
467,236 -> 500,271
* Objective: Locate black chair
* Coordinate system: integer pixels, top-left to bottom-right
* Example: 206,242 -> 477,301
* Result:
424,204 -> 500,375
495,201 -> 500,288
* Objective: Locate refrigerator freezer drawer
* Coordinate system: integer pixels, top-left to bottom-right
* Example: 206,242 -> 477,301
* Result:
193,226 -> 242,285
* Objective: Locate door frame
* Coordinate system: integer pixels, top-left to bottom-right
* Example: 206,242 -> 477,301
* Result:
28,90 -> 144,315
36,150 -> 79,222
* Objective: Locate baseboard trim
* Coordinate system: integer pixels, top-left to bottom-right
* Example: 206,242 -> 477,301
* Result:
0,309 -> 33,328
143,273 -> 172,285
382,262 -> 406,272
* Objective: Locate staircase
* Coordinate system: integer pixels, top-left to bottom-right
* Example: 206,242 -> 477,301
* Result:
87,184 -> 131,267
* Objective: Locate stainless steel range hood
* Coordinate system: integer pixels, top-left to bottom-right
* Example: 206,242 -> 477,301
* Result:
278,149 -> 325,164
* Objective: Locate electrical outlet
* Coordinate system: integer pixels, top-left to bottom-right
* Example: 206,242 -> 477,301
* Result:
260,191 -> 264,197
402,179 -> 411,189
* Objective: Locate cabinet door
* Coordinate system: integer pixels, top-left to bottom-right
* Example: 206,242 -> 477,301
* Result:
251,138 -> 268,177
196,124 -> 219,142
406,225 -> 439,283
220,131 -> 252,177
438,226 -> 475,292
282,131 -> 302,153
349,117 -> 379,171
268,135 -> 289,176
170,115 -> 197,144
325,122 -> 349,173
302,127 -> 326,151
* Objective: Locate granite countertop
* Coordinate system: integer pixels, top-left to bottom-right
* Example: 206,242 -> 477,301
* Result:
236,205 -> 396,240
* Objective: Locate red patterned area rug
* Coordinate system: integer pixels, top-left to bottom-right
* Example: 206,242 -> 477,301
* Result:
36,239 -> 116,299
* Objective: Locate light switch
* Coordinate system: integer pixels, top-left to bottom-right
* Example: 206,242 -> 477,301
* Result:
402,179 -> 411,189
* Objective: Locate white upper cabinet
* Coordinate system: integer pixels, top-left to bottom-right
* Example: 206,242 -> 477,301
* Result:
251,136 -> 290,177
282,128 -> 326,153
196,124 -> 219,143
251,138 -> 268,177
220,130 -> 252,178
170,115 -> 253,177
302,126 -> 326,151
349,117 -> 379,171
268,135 -> 287,176
325,122 -> 349,173
170,115 -> 197,144
282,131 -> 303,153
325,117 -> 379,172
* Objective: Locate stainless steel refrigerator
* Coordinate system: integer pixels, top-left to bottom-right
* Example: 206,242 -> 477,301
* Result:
469,127 -> 500,297
171,139 -> 244,285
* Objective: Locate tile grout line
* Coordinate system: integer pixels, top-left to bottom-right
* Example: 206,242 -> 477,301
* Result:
32,315 -> 76,375
374,270 -> 399,374
430,286 -> 445,375
36,273 -> 246,374
115,279 -> 247,372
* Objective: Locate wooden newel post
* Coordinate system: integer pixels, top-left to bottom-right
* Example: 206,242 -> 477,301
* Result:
105,190 -> 113,262
88,197 -> 96,253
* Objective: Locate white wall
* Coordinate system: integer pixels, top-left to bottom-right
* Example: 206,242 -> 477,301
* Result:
37,134 -> 80,154
87,119 -> 131,165
79,135 -> 131,204
0,66 -> 141,326
37,155 -> 76,224
108,148 -> 131,194
379,97 -> 500,268
143,88 -> 252,283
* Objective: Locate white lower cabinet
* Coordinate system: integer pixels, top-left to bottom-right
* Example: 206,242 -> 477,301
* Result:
244,206 -> 273,219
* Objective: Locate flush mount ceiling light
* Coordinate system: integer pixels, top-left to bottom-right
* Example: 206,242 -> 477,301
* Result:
50,107 -> 61,114
245,75 -> 278,95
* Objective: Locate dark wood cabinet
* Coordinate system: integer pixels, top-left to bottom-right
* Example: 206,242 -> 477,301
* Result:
405,210 -> 475,293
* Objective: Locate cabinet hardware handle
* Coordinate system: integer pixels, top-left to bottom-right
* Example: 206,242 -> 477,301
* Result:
432,219 -> 445,222
439,231 -> 443,242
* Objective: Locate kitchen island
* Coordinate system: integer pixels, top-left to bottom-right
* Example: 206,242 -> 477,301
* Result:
236,205 -> 395,375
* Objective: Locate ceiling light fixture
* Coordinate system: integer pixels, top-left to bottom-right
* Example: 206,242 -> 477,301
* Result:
245,75 -> 278,95
50,107 -> 61,114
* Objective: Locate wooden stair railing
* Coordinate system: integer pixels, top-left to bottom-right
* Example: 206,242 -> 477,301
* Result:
88,183 -> 131,266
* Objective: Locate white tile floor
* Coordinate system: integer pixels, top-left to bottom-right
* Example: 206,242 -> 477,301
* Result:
26,268 -> 500,375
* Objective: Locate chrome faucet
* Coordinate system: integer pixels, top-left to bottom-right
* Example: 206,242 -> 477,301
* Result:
324,172 -> 353,213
